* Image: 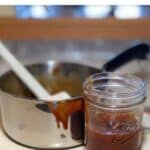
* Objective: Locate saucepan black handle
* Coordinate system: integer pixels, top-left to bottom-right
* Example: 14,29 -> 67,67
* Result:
101,43 -> 150,72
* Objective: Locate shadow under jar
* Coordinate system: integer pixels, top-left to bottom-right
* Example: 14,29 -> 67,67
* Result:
83,72 -> 146,150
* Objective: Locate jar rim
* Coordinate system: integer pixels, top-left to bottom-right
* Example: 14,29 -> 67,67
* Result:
83,72 -> 146,108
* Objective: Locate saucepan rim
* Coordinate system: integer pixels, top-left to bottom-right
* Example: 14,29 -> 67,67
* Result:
0,60 -> 98,103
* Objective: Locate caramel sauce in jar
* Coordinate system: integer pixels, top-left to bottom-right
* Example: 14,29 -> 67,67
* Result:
84,73 -> 146,150
85,105 -> 142,150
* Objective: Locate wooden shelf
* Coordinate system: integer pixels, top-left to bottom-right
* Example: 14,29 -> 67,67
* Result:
0,17 -> 150,40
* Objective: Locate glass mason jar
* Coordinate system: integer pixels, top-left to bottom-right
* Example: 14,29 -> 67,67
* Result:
83,72 -> 146,150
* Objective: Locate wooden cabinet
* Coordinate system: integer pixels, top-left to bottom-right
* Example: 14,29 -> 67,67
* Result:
0,18 -> 150,39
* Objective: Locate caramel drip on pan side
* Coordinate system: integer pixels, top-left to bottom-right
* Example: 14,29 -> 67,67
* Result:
47,98 -> 83,129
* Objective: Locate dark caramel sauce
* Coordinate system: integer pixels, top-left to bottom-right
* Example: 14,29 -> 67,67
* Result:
38,72 -> 84,129
85,102 -> 142,150
86,127 -> 142,150
47,98 -> 83,129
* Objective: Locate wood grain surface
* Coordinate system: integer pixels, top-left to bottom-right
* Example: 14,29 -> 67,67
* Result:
0,17 -> 150,40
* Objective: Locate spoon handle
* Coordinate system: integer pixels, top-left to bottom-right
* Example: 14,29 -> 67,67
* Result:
0,42 -> 52,100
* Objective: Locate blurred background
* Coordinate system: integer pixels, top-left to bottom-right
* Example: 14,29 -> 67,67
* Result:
0,6 -> 149,19
0,5 -> 149,79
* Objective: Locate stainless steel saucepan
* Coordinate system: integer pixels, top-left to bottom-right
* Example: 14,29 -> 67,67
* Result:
0,43 -> 149,149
